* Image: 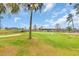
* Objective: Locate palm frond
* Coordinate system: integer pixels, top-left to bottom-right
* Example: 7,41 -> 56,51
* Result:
74,4 -> 79,15
21,3 -> 43,12
0,3 -> 6,14
66,14 -> 73,23
6,3 -> 20,14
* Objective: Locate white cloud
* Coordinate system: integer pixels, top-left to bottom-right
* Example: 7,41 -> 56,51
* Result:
22,23 -> 26,28
70,9 -> 79,26
42,24 -> 49,28
52,9 -> 79,28
33,24 -> 49,29
43,4 -> 79,28
46,14 -> 67,28
73,15 -> 79,29
14,17 -> 21,23
46,10 -> 68,28
51,8 -> 67,18
46,8 -> 79,28
43,3 -> 55,12
70,9 -> 76,16
46,8 -> 68,24
51,3 -> 74,19
53,15 -> 67,25
52,14 -> 68,28
45,19 -> 55,24
73,15 -> 79,24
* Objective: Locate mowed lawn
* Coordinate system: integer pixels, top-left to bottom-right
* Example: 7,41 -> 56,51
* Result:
0,31 -> 79,56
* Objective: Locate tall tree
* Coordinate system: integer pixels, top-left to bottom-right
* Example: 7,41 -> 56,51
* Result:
6,3 -> 43,39
22,3 -> 43,39
33,24 -> 37,31
0,16 -> 3,29
69,3 -> 79,15
66,14 -> 74,31
0,3 -> 6,29
74,4 -> 79,14
55,23 -> 60,32
66,26 -> 72,32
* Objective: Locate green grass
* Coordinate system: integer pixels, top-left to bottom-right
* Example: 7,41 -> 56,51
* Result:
0,29 -> 21,35
32,32 -> 79,49
0,32 -> 79,55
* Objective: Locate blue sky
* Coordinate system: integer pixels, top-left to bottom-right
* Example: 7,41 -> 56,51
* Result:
1,3 -> 79,29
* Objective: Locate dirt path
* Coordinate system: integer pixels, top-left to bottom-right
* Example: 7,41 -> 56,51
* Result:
0,34 -> 22,38
63,33 -> 79,35
0,45 -> 18,56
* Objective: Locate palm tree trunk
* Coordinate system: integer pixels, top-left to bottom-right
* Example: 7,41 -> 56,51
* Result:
72,19 -> 74,32
29,10 -> 33,39
0,19 -> 1,29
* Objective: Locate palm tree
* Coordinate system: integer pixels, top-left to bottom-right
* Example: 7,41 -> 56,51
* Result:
6,3 -> 43,39
6,3 -> 20,14
66,14 -> 74,32
69,3 -> 79,14
0,3 -> 6,29
66,26 -> 72,32
69,4 -> 79,32
0,16 -> 3,29
55,23 -> 60,32
22,3 -> 43,39
74,4 -> 79,14
33,24 -> 37,31
0,3 -> 6,14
